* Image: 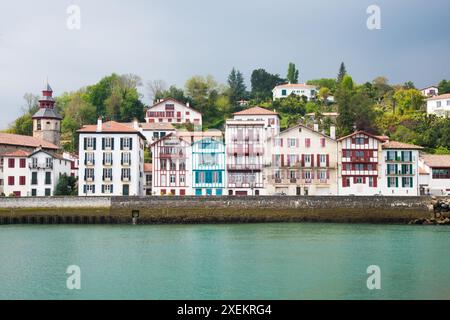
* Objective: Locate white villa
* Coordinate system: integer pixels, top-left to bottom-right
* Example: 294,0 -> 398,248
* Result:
273,83 -> 317,101
426,93 -> 450,117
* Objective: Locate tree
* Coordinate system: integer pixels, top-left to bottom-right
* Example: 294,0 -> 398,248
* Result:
318,87 -> 331,102
337,62 -> 347,84
54,174 -> 77,196
307,78 -> 337,93
393,89 -> 424,114
438,79 -> 450,94
185,75 -> 220,125
286,63 -> 299,84
154,85 -> 190,104
147,79 -> 167,103
251,68 -> 284,101
403,81 -> 415,89
227,68 -> 247,104
8,93 -> 40,136
336,75 -> 355,136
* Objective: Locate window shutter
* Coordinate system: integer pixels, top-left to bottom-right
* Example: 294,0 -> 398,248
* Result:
129,138 -> 133,150
317,154 -> 320,167
102,185 -> 105,193
102,138 -> 105,150
410,164 -> 413,175
281,155 -> 284,167
395,177 -> 399,188
84,138 -> 87,150
103,153 -> 105,165
92,185 -> 95,194
280,139 -> 283,147
301,155 -> 305,167
111,185 -> 114,193
374,177 -> 377,188
311,154 -> 314,167
111,138 -> 114,150
120,138 -> 123,150
93,138 -> 97,150
410,177 -> 413,188
326,170 -> 330,179
83,185 -> 86,194
326,155 -> 330,167
401,151 -> 404,161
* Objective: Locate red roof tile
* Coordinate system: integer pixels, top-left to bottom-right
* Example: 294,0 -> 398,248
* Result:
421,155 -> 450,168
144,163 -> 152,172
0,133 -> 58,150
1,149 -> 31,157
382,141 -> 424,150
426,93 -> 450,101
77,121 -> 141,134
233,106 -> 278,116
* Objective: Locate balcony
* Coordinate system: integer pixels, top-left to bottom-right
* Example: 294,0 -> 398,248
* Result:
386,170 -> 415,176
29,163 -> 53,170
385,157 -> 415,163
227,164 -> 263,171
227,183 -> 264,189
160,151 -> 184,159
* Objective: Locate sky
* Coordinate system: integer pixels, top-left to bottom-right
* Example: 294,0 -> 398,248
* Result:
0,0 -> 449,129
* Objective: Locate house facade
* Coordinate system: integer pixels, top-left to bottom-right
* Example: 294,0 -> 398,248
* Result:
426,93 -> 450,117
337,131 -> 385,196
265,125 -> 338,196
192,137 -> 226,196
420,86 -> 439,97
380,141 -> 423,196
144,163 -> 152,196
419,155 -> 450,196
273,84 -> 317,101
151,133 -> 191,196
77,119 -> 145,196
145,98 -> 202,126
225,107 -> 280,196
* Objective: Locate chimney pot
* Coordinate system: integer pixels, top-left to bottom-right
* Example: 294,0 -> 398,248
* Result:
330,125 -> 336,140
97,117 -> 102,132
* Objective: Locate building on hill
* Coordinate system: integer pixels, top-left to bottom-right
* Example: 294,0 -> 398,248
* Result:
225,106 -> 280,196
419,154 -> 450,196
32,81 -> 62,147
77,119 -> 146,196
420,86 -> 439,97
145,98 -> 202,127
380,141 -> 423,196
426,93 -> 450,117
265,124 -> 338,196
273,83 -> 317,101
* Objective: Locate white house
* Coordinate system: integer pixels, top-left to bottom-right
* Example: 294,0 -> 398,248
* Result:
265,124 -> 338,196
419,155 -> 450,196
420,86 -> 439,97
28,149 -> 72,196
145,98 -> 202,126
273,83 -> 317,101
380,141 -> 423,196
426,93 -> 450,117
77,119 -> 146,196
2,150 -> 31,197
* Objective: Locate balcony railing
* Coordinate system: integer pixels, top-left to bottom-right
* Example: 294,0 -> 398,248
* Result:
385,157 -> 415,163
227,164 -> 263,171
386,170 -> 415,176
29,163 -> 53,170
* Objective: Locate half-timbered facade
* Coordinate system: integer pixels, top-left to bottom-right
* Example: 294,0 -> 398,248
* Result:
151,133 -> 191,196
265,125 -> 338,196
337,131 -> 386,196
225,106 -> 280,196
192,137 -> 226,196
145,98 -> 202,126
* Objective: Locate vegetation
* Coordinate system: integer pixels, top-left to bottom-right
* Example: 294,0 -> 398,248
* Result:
6,63 -> 450,154
54,174 -> 78,196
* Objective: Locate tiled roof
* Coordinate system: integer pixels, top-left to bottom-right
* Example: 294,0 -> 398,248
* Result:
1,149 -> 31,157
426,93 -> 450,101
0,133 -> 59,150
147,98 -> 201,114
382,141 -> 424,150
77,121 -> 141,134
32,107 -> 62,119
337,130 -> 386,142
274,83 -> 317,89
233,106 -> 278,116
420,154 -> 450,168
144,163 -> 152,172
140,122 -> 175,131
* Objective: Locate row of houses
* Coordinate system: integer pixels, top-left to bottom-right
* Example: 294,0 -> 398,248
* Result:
77,105 -> 450,197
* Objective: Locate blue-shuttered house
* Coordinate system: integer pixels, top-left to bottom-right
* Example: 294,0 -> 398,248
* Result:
192,137 -> 226,196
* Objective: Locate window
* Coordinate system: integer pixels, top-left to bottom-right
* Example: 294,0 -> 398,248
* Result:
37,120 -> 41,130
20,159 -> 26,168
84,184 -> 95,194
288,155 -> 297,166
103,152 -> 113,165
305,138 -> 311,148
274,138 -> 283,147
288,138 -> 297,148
146,174 -> 152,185
122,153 -> 131,165
289,170 -> 296,180
8,158 -> 15,168
179,160 -> 186,171
121,137 -> 132,150
85,137 -> 96,149
31,189 -> 37,197
85,168 -> 94,180
281,89 -> 287,96
103,168 -> 113,181
437,101 -> 441,108
355,137 -> 365,144
103,137 -> 114,150
85,153 -> 95,165
45,172 -> 51,185
402,151 -> 412,162
320,138 -> 326,147
121,168 -> 131,181
368,177 -> 375,187
45,189 -> 51,196
388,177 -> 398,188
161,174 -> 167,185
170,175 -> 176,183
8,176 -> 14,186
102,184 -> 113,194
160,159 -> 167,170
319,170 -> 327,182
355,164 -> 364,171
387,164 -> 397,175
31,172 -> 38,185
402,177 -> 413,188
355,177 -> 363,184
170,160 -> 176,171
45,158 -> 53,169
19,176 -> 26,185
319,154 -> 327,164
304,154 -> 311,164
345,164 -> 351,171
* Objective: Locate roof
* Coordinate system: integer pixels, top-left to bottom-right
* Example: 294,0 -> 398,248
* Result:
306,112 -> 339,117
274,124 -> 336,141
420,85 -> 438,90
140,122 -> 175,131
233,106 -> 278,116
32,107 -> 62,120
144,163 -> 152,172
0,133 -> 59,150
147,98 -> 201,114
77,121 -> 144,138
337,130 -> 387,142
43,82 -> 53,92
29,149 -> 67,161
420,154 -> 450,168
426,93 -> 450,101
1,149 -> 31,157
382,141 -> 424,150
274,83 -> 317,90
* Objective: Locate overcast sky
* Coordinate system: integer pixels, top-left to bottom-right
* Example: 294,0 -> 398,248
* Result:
0,0 -> 449,129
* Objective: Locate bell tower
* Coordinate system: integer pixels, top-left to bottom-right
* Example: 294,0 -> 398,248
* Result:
32,81 -> 62,147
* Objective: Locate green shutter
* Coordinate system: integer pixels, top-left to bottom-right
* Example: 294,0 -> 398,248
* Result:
395,177 -> 399,188
410,177 -> 413,188
401,151 -> 404,161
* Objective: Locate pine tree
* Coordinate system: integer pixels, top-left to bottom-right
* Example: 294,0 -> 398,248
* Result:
227,68 -> 247,103
287,63 -> 299,84
337,62 -> 347,84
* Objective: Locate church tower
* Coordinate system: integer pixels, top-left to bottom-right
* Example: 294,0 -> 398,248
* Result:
32,81 -> 62,147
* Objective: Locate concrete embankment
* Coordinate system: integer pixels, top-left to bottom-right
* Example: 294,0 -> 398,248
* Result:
0,196 -> 437,225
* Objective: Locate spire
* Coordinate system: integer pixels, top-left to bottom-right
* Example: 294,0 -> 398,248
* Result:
44,77 -> 53,93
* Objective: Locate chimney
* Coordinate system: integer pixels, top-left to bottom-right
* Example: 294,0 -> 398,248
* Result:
330,126 -> 336,140
313,123 -> 319,132
186,102 -> 190,108
97,117 -> 102,132
133,118 -> 139,130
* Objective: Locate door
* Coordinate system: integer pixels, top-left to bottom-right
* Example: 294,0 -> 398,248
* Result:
123,185 -> 130,196
195,189 -> 202,196
296,187 -> 301,196
206,189 -> 212,196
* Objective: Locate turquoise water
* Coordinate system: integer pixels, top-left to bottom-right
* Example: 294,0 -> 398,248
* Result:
0,223 -> 449,300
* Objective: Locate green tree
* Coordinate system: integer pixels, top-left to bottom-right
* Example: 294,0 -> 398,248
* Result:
286,63 -> 299,84
307,78 -> 337,93
337,62 -> 347,84
227,68 -> 247,104
155,85 -> 191,104
393,89 -> 425,114
251,68 -> 284,101
54,174 -> 77,196
336,75 -> 355,136
438,79 -> 450,94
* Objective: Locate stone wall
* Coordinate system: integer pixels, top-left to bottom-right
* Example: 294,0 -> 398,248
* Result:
0,196 -> 435,224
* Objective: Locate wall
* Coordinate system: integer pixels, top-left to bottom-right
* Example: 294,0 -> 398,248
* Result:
0,196 -> 434,224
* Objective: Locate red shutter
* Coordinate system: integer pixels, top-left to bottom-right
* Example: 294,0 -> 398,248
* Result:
280,139 -> 283,147
373,177 -> 378,188
342,178 -> 347,188
317,154 -> 321,167
326,155 -> 330,167
301,155 -> 305,167
281,155 -> 285,167
8,176 -> 14,185
311,154 -> 314,167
